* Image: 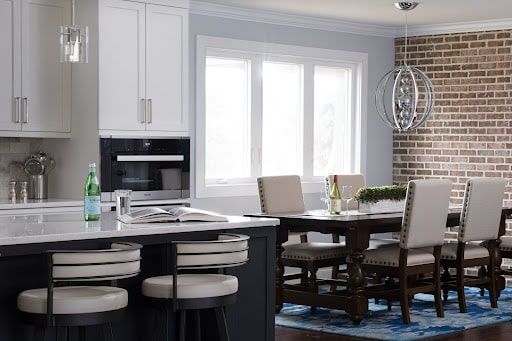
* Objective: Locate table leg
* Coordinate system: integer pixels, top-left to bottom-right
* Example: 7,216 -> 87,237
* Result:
346,227 -> 369,325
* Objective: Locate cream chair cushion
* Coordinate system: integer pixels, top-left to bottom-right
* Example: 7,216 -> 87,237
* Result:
400,179 -> 452,249
500,236 -> 512,251
257,175 -> 305,214
440,243 -> 489,260
142,274 -> 238,299
363,245 -> 435,267
17,286 -> 128,315
282,242 -> 347,261
459,178 -> 506,243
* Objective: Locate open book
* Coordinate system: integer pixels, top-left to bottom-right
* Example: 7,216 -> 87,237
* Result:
118,207 -> 228,224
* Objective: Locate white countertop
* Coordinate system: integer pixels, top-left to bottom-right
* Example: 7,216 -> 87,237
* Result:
0,199 -> 83,210
0,212 -> 279,246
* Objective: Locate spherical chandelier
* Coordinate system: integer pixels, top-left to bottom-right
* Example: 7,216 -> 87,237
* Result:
375,2 -> 435,132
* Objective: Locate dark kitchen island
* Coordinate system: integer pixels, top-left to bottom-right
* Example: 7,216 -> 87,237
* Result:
0,212 -> 278,341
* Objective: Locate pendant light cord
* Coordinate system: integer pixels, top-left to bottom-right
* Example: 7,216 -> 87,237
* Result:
71,0 -> 76,26
404,11 -> 408,66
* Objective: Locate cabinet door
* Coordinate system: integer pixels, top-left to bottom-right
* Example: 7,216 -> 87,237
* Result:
0,0 -> 21,131
99,0 -> 146,131
21,0 -> 71,133
145,4 -> 188,133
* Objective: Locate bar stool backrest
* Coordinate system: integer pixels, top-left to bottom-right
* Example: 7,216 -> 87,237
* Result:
50,242 -> 142,282
327,174 -> 365,210
257,175 -> 305,214
400,179 -> 452,249
459,178 -> 507,243
175,234 -> 249,270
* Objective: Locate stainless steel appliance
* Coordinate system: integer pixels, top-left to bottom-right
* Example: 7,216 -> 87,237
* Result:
23,152 -> 55,199
100,138 -> 190,202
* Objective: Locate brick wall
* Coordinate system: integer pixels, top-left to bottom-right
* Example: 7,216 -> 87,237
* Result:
393,30 -> 512,207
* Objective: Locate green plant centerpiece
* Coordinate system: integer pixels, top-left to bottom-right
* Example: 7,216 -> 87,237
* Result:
355,184 -> 407,213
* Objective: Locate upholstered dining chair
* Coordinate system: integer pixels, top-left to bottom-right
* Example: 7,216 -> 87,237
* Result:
257,175 -> 348,311
362,179 -> 452,324
18,242 -> 142,340
141,234 -> 249,341
439,178 -> 506,313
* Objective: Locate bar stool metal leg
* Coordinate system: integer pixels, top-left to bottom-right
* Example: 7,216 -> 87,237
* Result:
215,307 -> 230,341
193,310 -> 201,340
33,326 -> 45,341
179,310 -> 187,341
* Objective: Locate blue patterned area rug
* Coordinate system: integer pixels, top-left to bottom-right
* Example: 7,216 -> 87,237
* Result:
275,288 -> 512,340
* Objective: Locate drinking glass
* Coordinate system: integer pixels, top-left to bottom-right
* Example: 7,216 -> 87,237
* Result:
115,189 -> 132,217
341,185 -> 354,216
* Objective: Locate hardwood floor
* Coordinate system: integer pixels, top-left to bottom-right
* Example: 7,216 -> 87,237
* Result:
276,323 -> 512,341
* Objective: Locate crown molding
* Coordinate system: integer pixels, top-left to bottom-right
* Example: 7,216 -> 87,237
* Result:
396,18 -> 512,37
189,1 -> 397,37
190,1 -> 512,39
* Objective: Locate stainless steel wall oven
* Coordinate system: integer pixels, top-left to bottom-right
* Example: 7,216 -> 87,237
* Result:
100,138 -> 190,201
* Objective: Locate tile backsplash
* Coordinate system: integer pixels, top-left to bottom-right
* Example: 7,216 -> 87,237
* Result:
0,138 -> 45,200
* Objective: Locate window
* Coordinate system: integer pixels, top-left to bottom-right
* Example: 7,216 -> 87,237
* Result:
196,36 -> 368,197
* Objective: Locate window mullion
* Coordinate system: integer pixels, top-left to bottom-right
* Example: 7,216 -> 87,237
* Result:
303,62 -> 314,180
251,55 -> 263,178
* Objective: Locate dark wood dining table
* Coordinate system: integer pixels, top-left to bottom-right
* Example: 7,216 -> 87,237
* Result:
247,207 -> 512,325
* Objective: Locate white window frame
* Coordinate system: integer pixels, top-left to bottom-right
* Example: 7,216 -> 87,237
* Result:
196,35 -> 368,198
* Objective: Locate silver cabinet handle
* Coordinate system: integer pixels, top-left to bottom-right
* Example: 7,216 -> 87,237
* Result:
146,98 -> 152,124
140,98 -> 146,124
13,97 -> 21,123
22,97 -> 28,123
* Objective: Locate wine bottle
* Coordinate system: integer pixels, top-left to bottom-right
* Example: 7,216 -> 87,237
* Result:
84,163 -> 101,221
329,175 -> 342,215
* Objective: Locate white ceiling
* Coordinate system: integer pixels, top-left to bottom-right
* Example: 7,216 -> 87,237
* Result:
196,0 -> 512,27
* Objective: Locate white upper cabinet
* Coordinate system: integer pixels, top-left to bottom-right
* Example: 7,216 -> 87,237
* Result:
0,0 -> 20,131
0,0 -> 71,137
98,0 -> 146,131
98,0 -> 189,135
145,4 -> 188,133
21,0 -> 71,133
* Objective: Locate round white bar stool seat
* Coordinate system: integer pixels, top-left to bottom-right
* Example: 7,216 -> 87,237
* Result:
142,274 -> 238,299
18,286 -> 128,315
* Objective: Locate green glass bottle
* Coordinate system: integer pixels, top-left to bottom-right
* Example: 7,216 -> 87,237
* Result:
84,163 -> 101,221
329,175 -> 342,215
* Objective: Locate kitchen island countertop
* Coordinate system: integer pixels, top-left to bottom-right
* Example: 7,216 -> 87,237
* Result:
0,211 -> 279,246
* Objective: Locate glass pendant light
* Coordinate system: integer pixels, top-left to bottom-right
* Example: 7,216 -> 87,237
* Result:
375,2 -> 435,132
60,0 -> 88,63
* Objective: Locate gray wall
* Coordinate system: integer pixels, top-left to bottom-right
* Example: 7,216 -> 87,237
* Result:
188,14 -> 395,215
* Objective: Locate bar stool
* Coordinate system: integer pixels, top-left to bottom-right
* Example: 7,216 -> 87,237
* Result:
17,242 -> 142,340
141,234 -> 249,341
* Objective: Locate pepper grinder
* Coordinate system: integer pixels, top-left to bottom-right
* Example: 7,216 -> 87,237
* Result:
8,181 -> 16,203
19,181 -> 28,203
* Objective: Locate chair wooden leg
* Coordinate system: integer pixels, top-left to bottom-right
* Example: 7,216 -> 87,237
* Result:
442,265 -> 450,302
433,250 -> 444,318
330,265 -> 339,293
479,265 -> 487,297
456,264 -> 467,313
214,307 -> 230,341
33,326 -> 45,341
399,270 -> 411,324
489,246 -> 498,308
309,267 -> 318,314
193,310 -> 201,341
179,310 -> 187,341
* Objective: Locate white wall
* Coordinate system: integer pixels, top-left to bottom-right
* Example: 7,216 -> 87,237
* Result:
40,12 -> 394,215
188,14 -> 395,215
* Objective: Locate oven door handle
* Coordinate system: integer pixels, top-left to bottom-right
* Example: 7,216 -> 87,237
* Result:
116,155 -> 185,162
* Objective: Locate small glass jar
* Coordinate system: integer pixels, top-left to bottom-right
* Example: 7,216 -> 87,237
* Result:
115,189 -> 132,217
19,181 -> 28,203
8,181 -> 17,203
